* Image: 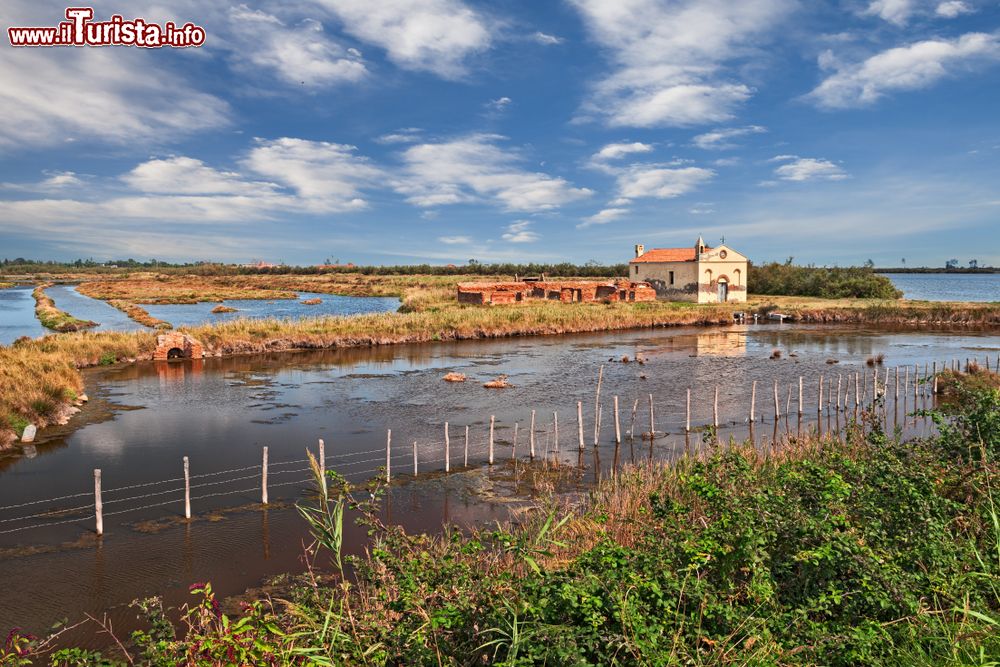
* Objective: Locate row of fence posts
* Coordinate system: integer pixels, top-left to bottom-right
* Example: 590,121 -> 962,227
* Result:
87,354 -> 995,536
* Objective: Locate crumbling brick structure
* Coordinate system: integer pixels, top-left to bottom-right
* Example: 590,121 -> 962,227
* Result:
457,279 -> 656,305
153,332 -> 205,360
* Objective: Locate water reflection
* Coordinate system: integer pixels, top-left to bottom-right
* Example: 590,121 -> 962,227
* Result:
0,285 -> 46,344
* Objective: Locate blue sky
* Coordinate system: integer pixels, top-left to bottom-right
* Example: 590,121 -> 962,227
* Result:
1,0 -> 998,267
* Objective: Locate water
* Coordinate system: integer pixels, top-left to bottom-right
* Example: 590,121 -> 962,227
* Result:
143,292 -> 400,327
0,324 -> 997,637
45,285 -> 150,333
0,285 -> 46,344
883,272 -> 1000,302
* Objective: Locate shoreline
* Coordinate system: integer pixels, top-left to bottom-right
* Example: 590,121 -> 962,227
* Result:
2,297 -> 999,447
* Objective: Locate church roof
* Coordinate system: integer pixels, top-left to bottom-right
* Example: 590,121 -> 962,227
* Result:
630,247 -> 710,263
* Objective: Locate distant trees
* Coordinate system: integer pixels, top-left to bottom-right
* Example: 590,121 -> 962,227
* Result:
946,259 -> 960,269
969,259 -> 979,269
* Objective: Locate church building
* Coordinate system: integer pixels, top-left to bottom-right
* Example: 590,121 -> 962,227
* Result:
629,237 -> 748,303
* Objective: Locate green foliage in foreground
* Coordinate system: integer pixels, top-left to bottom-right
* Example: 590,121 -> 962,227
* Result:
5,384 -> 999,666
749,259 -> 904,299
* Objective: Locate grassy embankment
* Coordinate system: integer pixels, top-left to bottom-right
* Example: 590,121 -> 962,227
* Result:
0,282 -> 13,289
31,284 -> 98,333
7,372 -> 1000,665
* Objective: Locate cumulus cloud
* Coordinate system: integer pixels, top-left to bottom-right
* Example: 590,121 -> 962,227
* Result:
936,0 -> 973,17
809,33 -> 1000,109
532,32 -> 564,45
692,125 -> 766,150
864,0 -> 920,25
577,207 -> 630,228
568,0 -> 791,127
771,156 -> 848,181
501,220 -> 539,242
438,235 -> 472,244
242,138 -> 384,212
394,134 -> 592,211
591,142 -> 655,162
123,157 -> 279,196
227,5 -> 367,87
376,128 -> 423,144
616,165 -> 716,199
486,96 -> 513,113
313,0 -> 493,77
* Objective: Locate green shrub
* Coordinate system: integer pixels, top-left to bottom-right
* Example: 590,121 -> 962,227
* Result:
749,259 -> 902,299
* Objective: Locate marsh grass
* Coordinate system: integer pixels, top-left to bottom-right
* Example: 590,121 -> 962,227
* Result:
31,284 -> 97,333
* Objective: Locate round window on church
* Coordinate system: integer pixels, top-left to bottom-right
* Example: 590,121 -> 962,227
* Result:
719,250 -> 727,259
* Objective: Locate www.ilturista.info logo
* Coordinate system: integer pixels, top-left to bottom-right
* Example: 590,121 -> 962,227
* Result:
8,7 -> 206,48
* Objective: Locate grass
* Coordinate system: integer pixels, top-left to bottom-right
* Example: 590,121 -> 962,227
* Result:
31,284 -> 98,333
8,377 -> 1000,665
0,282 -> 13,289
106,299 -> 172,330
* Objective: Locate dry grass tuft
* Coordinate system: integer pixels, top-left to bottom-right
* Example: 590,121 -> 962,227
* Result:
442,372 -> 467,383
483,374 -> 513,389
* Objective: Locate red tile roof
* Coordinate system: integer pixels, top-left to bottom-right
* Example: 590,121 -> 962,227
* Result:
631,247 -> 711,263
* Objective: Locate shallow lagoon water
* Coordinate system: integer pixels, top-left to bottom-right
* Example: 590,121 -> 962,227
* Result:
143,291 -> 400,327
0,285 -> 45,344
0,323 -> 997,638
884,272 -> 1000,302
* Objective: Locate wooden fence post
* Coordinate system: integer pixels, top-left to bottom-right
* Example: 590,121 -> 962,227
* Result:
413,441 -> 418,476
489,416 -> 495,465
444,422 -> 450,473
686,388 -> 692,433
648,393 -> 655,439
94,469 -> 103,537
385,431 -> 391,483
750,380 -> 757,423
318,439 -> 326,496
183,456 -> 191,520
798,377 -> 804,415
577,401 -> 585,450
512,423 -> 519,459
262,447 -> 269,505
464,425 -> 469,467
594,365 -> 604,446
553,412 -> 559,451
773,380 -> 780,421
529,410 -> 536,459
713,387 -> 719,430
613,396 -> 621,444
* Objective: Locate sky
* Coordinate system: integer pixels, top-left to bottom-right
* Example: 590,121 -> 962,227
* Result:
1,0 -> 998,268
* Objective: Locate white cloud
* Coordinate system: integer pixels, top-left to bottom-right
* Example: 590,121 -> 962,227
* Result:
689,203 -> 715,214
592,142 -> 654,162
692,125 -> 766,150
864,0 -> 919,25
313,0 -> 493,77
616,165 -> 715,199
123,157 -> 279,196
809,33 -> 1000,109
577,207 -> 630,228
935,0 -> 973,17
713,157 -> 741,167
486,96 -> 513,112
376,128 -> 423,144
438,235 -> 472,244
242,138 -> 383,212
772,157 -> 848,181
568,0 -> 791,127
532,32 -> 564,45
395,134 -> 592,211
227,5 -> 367,87
502,220 -> 539,243
0,48 -> 228,150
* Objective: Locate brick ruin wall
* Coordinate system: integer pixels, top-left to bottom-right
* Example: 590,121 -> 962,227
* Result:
153,332 -> 205,360
456,280 -> 656,305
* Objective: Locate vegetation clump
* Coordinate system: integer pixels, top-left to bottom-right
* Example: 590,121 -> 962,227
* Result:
750,260 -> 903,299
106,299 -> 171,330
210,305 -> 238,314
31,284 -> 97,333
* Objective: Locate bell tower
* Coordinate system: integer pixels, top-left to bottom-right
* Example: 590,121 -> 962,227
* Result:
695,235 -> 706,257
